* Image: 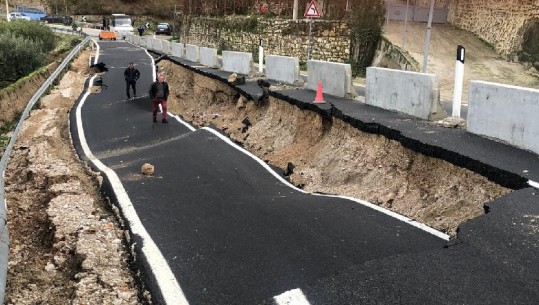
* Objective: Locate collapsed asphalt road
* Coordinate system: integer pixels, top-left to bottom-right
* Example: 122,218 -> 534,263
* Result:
70,41 -> 539,304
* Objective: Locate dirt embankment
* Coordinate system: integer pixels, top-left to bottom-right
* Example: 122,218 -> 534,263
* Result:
160,60 -> 511,236
4,48 -> 146,304
0,63 -> 57,133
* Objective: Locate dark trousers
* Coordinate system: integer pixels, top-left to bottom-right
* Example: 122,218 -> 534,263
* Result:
126,80 -> 136,98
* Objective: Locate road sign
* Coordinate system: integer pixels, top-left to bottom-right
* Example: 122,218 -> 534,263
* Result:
304,1 -> 320,18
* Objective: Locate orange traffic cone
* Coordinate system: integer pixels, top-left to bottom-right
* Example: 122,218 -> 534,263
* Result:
313,81 -> 326,104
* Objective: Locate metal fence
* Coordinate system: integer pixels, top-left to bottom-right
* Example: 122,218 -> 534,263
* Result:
0,33 -> 92,304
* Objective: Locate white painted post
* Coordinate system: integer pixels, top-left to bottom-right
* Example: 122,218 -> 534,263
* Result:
259,39 -> 264,73
452,45 -> 466,117
307,18 -> 313,60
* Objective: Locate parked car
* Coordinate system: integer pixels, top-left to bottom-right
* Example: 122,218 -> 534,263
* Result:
9,12 -> 31,21
155,23 -> 172,35
40,14 -> 73,25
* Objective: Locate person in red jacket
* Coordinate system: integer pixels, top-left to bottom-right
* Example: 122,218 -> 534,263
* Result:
149,72 -> 170,123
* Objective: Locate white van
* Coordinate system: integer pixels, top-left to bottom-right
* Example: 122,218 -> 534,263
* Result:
109,14 -> 134,39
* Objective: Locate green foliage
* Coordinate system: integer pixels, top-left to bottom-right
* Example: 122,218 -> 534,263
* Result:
0,110 -> 21,150
0,20 -> 56,53
0,32 -> 47,87
51,35 -> 83,56
217,40 -> 230,55
0,134 -> 9,151
348,0 -> 385,77
0,20 -> 57,85
299,61 -> 307,71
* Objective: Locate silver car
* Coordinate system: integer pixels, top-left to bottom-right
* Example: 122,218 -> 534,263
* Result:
9,12 -> 31,21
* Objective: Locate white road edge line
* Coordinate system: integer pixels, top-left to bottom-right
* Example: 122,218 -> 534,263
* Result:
171,114 -> 196,131
201,127 -> 451,241
274,288 -> 311,305
76,48 -> 189,304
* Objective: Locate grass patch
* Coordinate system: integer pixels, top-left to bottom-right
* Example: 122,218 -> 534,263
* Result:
0,115 -> 20,153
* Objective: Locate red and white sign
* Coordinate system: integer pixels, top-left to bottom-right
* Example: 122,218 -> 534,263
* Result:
304,1 -> 321,18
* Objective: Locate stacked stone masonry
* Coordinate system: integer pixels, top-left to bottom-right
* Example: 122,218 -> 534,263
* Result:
181,1 -> 538,66
181,17 -> 350,63
447,0 -> 539,59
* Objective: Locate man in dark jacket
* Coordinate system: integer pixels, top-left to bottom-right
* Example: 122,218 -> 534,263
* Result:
124,62 -> 140,99
149,72 -> 170,123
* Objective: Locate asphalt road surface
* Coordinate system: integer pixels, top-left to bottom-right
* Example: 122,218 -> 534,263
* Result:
70,41 -> 539,305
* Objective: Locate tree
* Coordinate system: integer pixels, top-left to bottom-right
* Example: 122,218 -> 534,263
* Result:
348,0 -> 385,76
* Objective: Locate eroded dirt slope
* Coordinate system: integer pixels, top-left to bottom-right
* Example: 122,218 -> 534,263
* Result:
161,60 -> 511,236
4,48 -> 146,304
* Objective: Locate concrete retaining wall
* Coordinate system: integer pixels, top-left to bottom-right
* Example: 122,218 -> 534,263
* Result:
186,44 -> 200,63
147,38 -> 155,50
162,41 -> 171,55
265,55 -> 300,85
152,39 -> 163,52
222,51 -> 252,75
306,60 -> 356,98
468,81 -> 539,155
139,37 -> 147,47
365,67 -> 446,120
171,43 -> 185,58
200,47 -> 220,68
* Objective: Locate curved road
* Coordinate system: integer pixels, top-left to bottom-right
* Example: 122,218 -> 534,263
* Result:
70,41 -> 538,304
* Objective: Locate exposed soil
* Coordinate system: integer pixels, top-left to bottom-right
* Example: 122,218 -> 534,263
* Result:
4,48 -> 147,304
160,59 -> 511,236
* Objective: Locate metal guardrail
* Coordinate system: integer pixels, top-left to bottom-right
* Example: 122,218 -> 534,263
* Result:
49,26 -> 86,36
0,35 -> 92,304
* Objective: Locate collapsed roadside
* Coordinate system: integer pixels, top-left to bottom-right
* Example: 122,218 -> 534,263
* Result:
4,48 -> 148,304
157,59 -> 512,237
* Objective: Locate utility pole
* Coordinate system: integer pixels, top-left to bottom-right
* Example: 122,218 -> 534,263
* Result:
422,0 -> 435,73
293,0 -> 298,20
5,0 -> 10,22
402,0 -> 409,49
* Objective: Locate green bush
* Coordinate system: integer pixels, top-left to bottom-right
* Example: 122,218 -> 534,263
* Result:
0,32 -> 46,87
0,20 -> 56,53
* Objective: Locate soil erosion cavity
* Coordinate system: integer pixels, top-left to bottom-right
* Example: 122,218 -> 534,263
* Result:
158,60 -> 511,236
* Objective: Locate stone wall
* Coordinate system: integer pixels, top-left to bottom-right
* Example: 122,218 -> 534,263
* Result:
372,37 -> 420,72
447,0 -> 539,60
180,17 -> 350,63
